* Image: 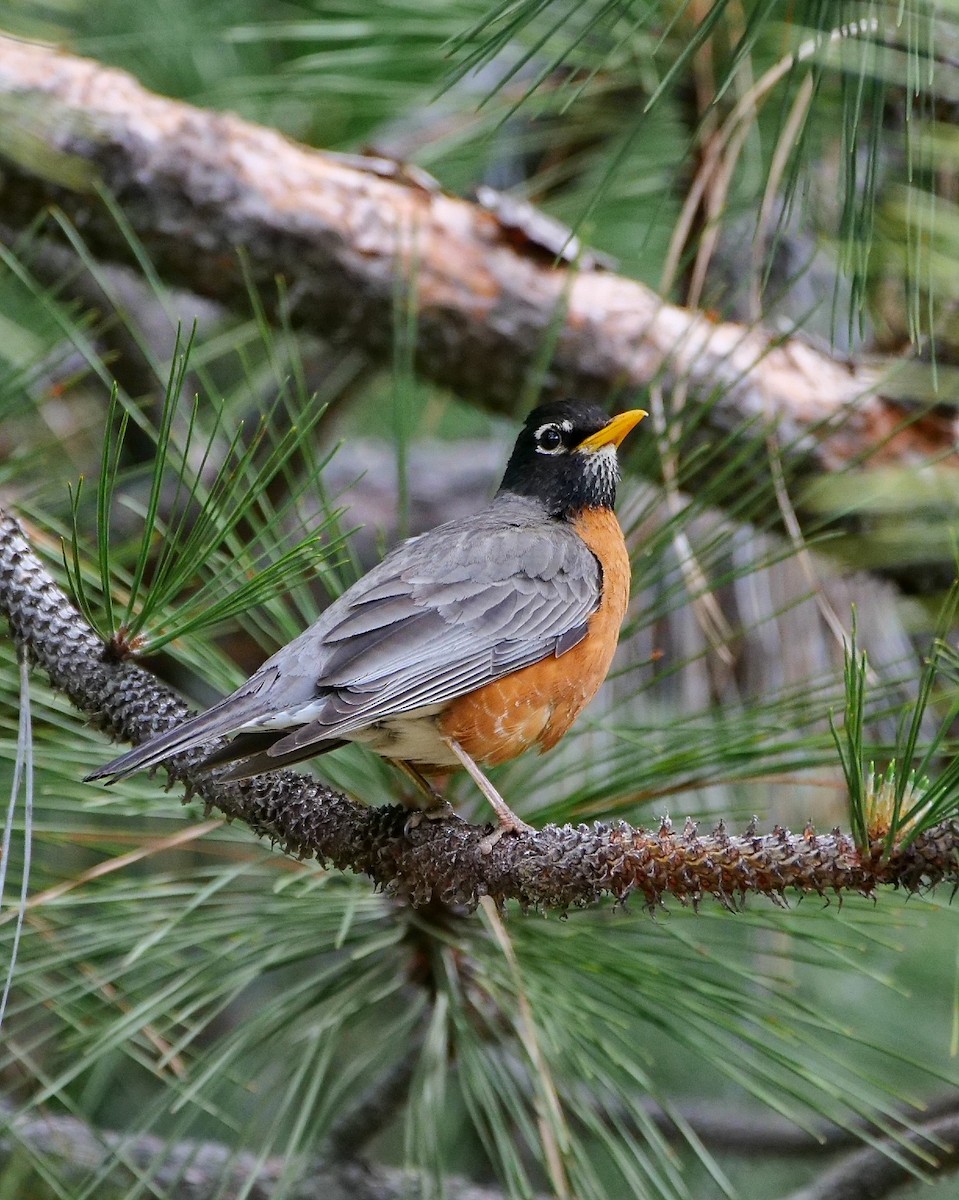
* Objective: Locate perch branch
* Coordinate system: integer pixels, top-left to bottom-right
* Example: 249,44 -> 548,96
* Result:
3,506 -> 959,910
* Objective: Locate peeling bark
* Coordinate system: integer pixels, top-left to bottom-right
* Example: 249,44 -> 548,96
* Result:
0,34 -> 953,498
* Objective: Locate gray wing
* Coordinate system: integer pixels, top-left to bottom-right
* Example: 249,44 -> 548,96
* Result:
269,511 -> 599,742
87,495 -> 601,780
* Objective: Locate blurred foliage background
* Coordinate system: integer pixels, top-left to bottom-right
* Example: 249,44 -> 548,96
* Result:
2,1 -> 959,1198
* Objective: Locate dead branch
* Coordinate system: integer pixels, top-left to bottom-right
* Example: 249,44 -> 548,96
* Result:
0,33 -> 954,503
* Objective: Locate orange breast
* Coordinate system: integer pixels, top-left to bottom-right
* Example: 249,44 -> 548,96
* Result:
437,507 -> 630,767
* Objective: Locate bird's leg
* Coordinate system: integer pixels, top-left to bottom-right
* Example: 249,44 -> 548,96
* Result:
393,759 -> 458,832
440,736 -> 533,853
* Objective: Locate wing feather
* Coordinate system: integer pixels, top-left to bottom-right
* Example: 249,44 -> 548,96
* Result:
89,494 -> 605,780
239,498 -> 602,739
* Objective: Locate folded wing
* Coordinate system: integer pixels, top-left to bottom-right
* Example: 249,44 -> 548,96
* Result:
87,495 -> 602,781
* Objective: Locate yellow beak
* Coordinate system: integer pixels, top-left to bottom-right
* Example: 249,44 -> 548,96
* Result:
575,408 -> 647,452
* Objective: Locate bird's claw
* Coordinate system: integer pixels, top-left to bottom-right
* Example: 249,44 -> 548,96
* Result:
478,815 -> 535,856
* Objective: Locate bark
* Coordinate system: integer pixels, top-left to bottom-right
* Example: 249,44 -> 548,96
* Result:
0,1099 -> 519,1200
6,1093 -> 957,1200
0,33 -> 954,507
3,505 -> 958,911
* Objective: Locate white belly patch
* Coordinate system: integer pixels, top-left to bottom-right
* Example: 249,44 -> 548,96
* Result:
347,707 -> 458,767
237,702 -> 458,768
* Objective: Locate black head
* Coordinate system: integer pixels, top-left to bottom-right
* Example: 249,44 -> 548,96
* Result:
498,400 -> 646,518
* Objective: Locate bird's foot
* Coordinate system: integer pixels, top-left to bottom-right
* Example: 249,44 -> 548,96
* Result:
478,811 -> 535,856
438,735 -> 534,854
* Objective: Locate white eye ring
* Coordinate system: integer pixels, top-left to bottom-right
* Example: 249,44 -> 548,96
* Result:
534,421 -> 568,454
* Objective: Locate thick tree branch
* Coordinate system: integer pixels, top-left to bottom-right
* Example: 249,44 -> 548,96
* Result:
0,1100 -> 521,1200
7,1093 -> 957,1200
3,505 -> 958,909
0,34 -> 954,507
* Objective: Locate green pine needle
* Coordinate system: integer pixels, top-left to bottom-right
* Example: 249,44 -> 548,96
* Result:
837,583 -> 959,852
831,610 -> 869,848
65,330 -> 350,657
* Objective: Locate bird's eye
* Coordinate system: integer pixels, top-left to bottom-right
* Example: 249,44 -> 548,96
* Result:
534,424 -> 565,454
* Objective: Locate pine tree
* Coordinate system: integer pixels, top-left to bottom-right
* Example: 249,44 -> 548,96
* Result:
2,4 -> 959,1198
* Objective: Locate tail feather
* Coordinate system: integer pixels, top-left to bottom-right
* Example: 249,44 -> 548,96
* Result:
84,694 -> 271,784
209,735 -> 347,782
198,730 -> 291,771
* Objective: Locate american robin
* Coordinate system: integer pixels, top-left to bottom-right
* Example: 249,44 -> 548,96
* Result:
87,400 -> 646,840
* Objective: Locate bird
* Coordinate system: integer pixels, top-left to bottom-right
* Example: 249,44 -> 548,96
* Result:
87,400 -> 647,843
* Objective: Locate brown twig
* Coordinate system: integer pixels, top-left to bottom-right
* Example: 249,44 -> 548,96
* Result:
2,505 -> 958,910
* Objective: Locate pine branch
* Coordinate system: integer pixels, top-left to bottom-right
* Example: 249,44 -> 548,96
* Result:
0,1099 -> 527,1200
638,1092 -> 959,1158
782,1110 -> 959,1200
325,1036 -> 423,1161
0,34 -> 954,553
3,506 -> 958,910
